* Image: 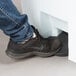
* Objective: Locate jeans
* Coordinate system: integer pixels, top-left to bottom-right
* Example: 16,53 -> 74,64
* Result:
0,0 -> 33,42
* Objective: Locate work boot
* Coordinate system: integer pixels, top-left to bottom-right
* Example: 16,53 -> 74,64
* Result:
6,26 -> 55,59
48,36 -> 62,56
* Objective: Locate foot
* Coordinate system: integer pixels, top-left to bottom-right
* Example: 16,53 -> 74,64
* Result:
6,26 -> 60,59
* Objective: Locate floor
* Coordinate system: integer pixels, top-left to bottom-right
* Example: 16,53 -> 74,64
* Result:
0,30 -> 76,76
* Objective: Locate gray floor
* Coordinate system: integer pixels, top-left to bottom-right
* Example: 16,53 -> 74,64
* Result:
0,30 -> 76,76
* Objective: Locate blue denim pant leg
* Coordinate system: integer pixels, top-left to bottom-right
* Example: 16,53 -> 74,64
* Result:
0,0 -> 33,42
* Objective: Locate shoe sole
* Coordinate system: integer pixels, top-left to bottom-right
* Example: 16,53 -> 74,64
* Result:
6,47 -> 61,59
56,53 -> 68,57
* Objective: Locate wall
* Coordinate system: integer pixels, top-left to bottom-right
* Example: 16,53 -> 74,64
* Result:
21,0 -> 68,37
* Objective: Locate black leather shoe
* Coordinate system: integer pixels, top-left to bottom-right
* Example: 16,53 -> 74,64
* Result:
6,26 -> 60,59
48,36 -> 62,56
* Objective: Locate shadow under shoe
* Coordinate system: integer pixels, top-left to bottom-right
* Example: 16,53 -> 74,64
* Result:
56,32 -> 68,56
